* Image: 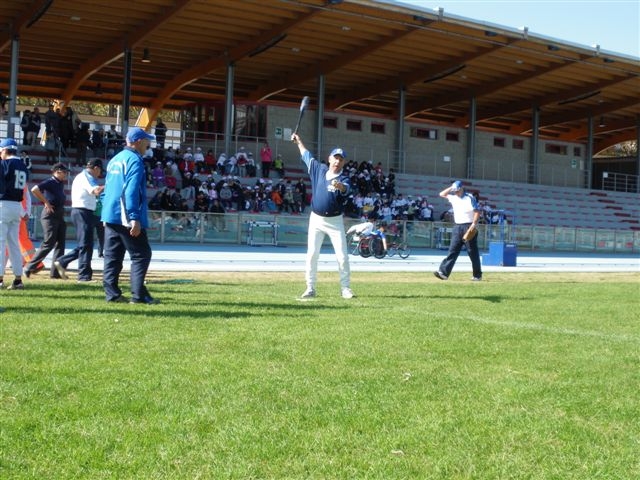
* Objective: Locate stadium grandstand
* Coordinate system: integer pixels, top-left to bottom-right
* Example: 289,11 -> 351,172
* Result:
1,0 -> 638,254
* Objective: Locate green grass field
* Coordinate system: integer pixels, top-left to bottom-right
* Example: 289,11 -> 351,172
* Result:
1,271 -> 639,479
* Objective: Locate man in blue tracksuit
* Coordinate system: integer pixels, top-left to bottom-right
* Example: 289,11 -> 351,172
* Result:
101,127 -> 158,304
292,133 -> 354,299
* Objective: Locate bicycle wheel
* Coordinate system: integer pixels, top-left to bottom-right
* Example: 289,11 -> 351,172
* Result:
387,244 -> 397,257
398,243 -> 410,259
358,237 -> 372,257
372,237 -> 386,259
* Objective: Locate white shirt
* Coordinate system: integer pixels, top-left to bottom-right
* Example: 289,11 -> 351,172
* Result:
71,170 -> 99,210
447,193 -> 477,224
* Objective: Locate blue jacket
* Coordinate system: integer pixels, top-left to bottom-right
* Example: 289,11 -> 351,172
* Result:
1,155 -> 27,202
301,150 -> 350,217
101,147 -> 148,228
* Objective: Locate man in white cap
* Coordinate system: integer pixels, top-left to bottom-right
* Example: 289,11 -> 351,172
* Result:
291,133 -> 354,299
0,138 -> 28,289
433,180 -> 482,281
101,127 -> 158,304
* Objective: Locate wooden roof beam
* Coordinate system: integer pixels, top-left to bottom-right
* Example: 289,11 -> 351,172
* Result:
404,55 -> 576,118
327,42 -> 505,111
61,0 -> 195,105
248,26 -> 417,102
0,0 -> 52,54
475,74 -> 637,122
141,8 -> 320,127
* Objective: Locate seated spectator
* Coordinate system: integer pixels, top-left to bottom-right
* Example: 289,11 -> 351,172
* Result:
152,161 -> 165,188
236,147 -> 248,177
193,147 -> 205,173
204,149 -> 216,173
245,152 -> 257,177
20,151 -> 33,179
194,191 -> 209,213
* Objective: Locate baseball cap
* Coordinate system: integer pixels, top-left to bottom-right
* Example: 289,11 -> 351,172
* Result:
450,180 -> 462,192
330,147 -> 346,159
52,162 -> 69,172
0,138 -> 18,150
87,158 -> 103,170
126,127 -> 155,143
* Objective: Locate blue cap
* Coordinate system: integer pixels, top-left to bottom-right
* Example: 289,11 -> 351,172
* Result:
126,127 -> 155,143
451,180 -> 462,192
330,147 -> 346,159
0,138 -> 18,150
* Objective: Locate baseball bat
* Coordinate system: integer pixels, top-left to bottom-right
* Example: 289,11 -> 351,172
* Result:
292,96 -> 310,137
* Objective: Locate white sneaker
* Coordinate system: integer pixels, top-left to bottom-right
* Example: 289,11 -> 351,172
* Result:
53,261 -> 69,280
341,287 -> 354,299
300,288 -> 316,299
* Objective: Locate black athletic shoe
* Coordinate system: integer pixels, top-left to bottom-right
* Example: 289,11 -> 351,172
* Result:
130,295 -> 160,305
108,295 -> 128,303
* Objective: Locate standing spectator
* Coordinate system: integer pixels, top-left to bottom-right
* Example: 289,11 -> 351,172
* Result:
101,127 -> 158,304
20,110 -> 32,145
292,133 -> 354,299
44,103 -> 60,137
24,163 -> 69,279
0,139 -> 28,289
154,118 -> 167,149
91,127 -> 106,158
44,131 -> 58,165
433,180 -> 482,281
260,141 -> 272,178
53,159 -> 105,282
59,107 -> 75,149
29,107 -> 42,146
75,123 -> 91,167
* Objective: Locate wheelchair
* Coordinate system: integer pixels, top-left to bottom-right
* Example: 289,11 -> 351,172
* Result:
346,232 -> 386,259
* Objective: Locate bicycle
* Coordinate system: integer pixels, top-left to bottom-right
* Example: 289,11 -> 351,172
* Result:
386,238 -> 410,259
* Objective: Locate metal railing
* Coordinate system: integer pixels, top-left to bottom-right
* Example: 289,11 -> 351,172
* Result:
29,208 -> 640,255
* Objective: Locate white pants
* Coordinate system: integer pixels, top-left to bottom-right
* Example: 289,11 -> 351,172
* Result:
0,201 -> 24,277
306,212 -> 350,289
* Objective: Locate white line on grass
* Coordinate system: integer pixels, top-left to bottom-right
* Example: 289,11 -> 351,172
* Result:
452,314 -> 639,343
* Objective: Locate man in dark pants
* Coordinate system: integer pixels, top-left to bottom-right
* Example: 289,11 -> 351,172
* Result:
53,158 -> 104,281
433,180 -> 483,281
101,127 -> 158,304
24,163 -> 69,279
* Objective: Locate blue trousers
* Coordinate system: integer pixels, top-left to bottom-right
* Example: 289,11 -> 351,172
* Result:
438,223 -> 482,278
58,208 -> 96,280
102,223 -> 152,302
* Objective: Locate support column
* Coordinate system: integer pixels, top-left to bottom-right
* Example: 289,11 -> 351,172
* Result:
636,115 -> 640,193
7,36 -> 20,138
396,85 -> 405,172
529,106 -> 540,184
121,46 -> 132,135
316,74 -> 325,156
586,115 -> 594,189
224,62 -> 235,156
466,96 -> 477,179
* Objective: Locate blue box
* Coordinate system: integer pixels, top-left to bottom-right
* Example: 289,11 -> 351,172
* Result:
482,241 -> 517,267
